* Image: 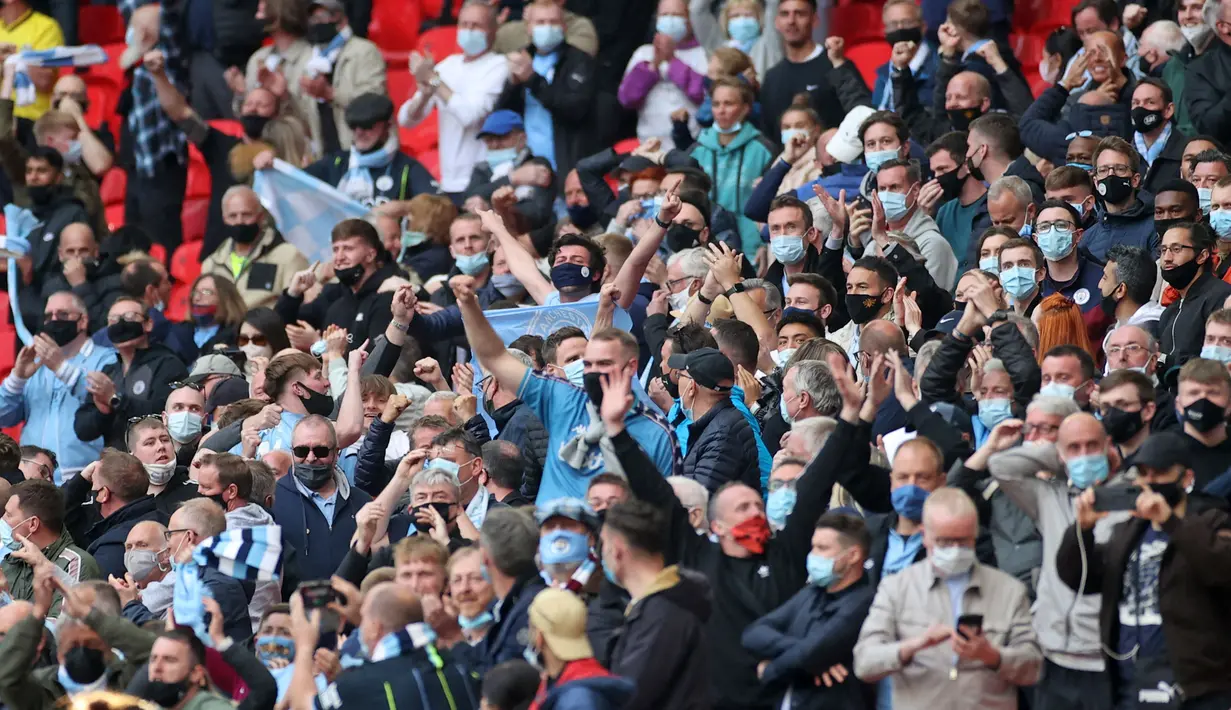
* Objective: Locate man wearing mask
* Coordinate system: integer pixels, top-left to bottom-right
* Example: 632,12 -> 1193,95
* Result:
987,176 -> 1036,239
142,629 -> 238,709
931,131 -> 989,272
1186,0 -> 1231,148
127,417 -> 197,517
114,520 -> 173,625
864,438 -> 949,588
200,186 -> 309,310
296,0 -> 385,155
1131,79 -> 1187,195
1033,201 -> 1105,312
37,224 -> 122,331
1099,246 -> 1164,340
63,451 -> 167,579
764,457 -> 806,531
872,0 -> 937,112
0,479 -> 102,614
1159,223 -> 1231,365
764,196 -> 839,306
272,415 -> 372,580
1058,430 -> 1231,710
482,209 -> 609,306
0,291 -> 115,481
1098,369 -> 1157,461
1082,138 -> 1159,261
164,499 -> 252,641
12,148 -> 90,283
1138,21 -> 1197,136
856,158 -> 958,291
669,348 -> 760,493
966,113 -> 1045,203
109,260 -> 196,362
831,256 -> 897,365
164,382 -> 206,467
1041,344 -> 1098,411
73,298 -> 189,449
998,237 -> 1048,316
1173,358 -> 1231,488
1045,166 -> 1098,230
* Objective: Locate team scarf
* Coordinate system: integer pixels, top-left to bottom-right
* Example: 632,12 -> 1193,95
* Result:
6,45 -> 108,106
338,131 -> 399,203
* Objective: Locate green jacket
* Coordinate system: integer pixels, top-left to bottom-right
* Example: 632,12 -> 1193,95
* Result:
0,609 -> 158,710
1164,52 -> 1194,137
2,528 -> 103,617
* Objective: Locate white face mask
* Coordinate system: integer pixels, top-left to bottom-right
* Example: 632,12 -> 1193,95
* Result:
931,544 -> 976,578
144,460 -> 177,486
241,343 -> 273,361
669,290 -> 691,312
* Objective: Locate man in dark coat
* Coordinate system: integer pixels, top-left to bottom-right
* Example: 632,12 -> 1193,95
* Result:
63,449 -> 168,579
1185,14 -> 1231,149
671,348 -> 760,494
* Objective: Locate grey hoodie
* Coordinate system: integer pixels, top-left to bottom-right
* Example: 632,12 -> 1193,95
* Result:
988,442 -> 1130,672
226,503 -> 281,633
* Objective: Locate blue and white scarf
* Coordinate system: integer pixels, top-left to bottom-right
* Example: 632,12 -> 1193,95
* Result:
304,26 -> 352,84
2,204 -> 34,346
370,622 -> 438,664
1134,121 -> 1172,168
338,132 -> 399,203
192,524 -> 284,582
5,45 -> 109,106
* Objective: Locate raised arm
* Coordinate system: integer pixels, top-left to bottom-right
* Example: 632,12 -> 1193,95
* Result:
614,181 -> 678,309
453,274 -> 531,393
477,209 -> 556,304
334,345 -> 367,449
705,242 -> 774,349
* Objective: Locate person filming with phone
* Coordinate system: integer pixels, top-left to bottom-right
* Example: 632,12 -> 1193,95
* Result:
1057,430 -> 1231,710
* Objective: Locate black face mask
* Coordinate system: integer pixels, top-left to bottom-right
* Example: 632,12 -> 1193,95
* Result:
819,161 -> 842,177
297,384 -> 335,416
661,373 -> 680,399
63,645 -> 106,684
965,154 -> 985,183
665,223 -> 702,253
582,371 -> 605,408
1101,405 -> 1145,444
292,462 -> 333,490
1154,217 -> 1186,242
947,107 -> 982,132
206,493 -> 228,510
845,292 -> 886,325
42,318 -> 79,347
566,203 -> 599,229
935,168 -> 964,202
27,185 -> 53,206
144,679 -> 191,708
1097,175 -> 1134,205
1100,285 -> 1120,319
412,502 -> 453,533
230,222 -> 261,245
885,26 -> 922,46
1130,106 -> 1165,134
107,319 -> 146,345
1149,480 -> 1186,509
239,113 -> 270,140
1182,397 -> 1225,433
1160,255 -> 1201,290
335,264 -> 365,288
305,22 -> 339,46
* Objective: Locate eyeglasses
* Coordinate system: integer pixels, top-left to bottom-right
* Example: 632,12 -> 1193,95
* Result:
292,445 -> 334,459
237,334 -> 268,347
1159,244 -> 1195,256
1093,164 -> 1133,178
163,528 -> 190,542
21,459 -> 51,479
767,479 -> 796,493
127,414 -> 162,425
1036,220 -> 1075,232
1023,422 -> 1060,438
170,381 -> 203,391
194,287 -> 216,298
1105,343 -> 1148,357
107,313 -> 146,325
1065,130 -> 1094,140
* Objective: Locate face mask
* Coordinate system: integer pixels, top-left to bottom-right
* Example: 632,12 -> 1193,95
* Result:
306,21 -> 339,45
567,203 -> 598,229
669,289 -> 691,312
1036,226 -> 1075,261
523,643 -> 542,670
297,384 -> 334,416
539,529 -> 590,565
423,458 -> 461,476
891,483 -> 929,521
930,544 -> 976,578
878,190 -> 911,221
885,26 -> 923,46
865,149 -> 898,172
562,359 -> 585,386
125,548 -> 165,581
27,185 -> 53,206
780,127 -> 808,146
966,149 -> 986,182
806,551 -> 841,587
455,251 -> 490,276
716,120 -> 744,135
167,411 -> 203,443
191,304 -> 217,324
770,235 -> 806,264
1151,481 -> 1186,509
1065,453 -> 1110,489
0,519 -> 18,551
144,679 -> 191,708
400,230 -> 429,253
255,635 -> 295,665
771,348 -> 797,369
1160,256 -> 1201,290
491,272 -> 525,299
41,318 -> 79,347
977,398 -> 1013,429
1198,187 -> 1213,215
144,461 -> 177,486
1156,219 -> 1183,240
665,223 -> 702,252
550,262 -> 594,290
411,501 -> 453,533
1069,200 -> 1087,218
656,14 -> 689,42
947,107 -> 982,132
1211,210 -> 1231,240
936,169 -> 963,202
582,371 -> 605,407
292,462 -> 333,490
485,147 -> 518,168
1130,106 -> 1165,134
766,487 -> 797,529
728,514 -> 771,555
999,266 -> 1037,300
62,140 -> 83,165
1101,285 -> 1121,319
1101,405 -> 1145,444
660,373 -> 680,400
727,15 -> 760,42
1097,175 -> 1134,204
1182,397 -> 1226,433
457,28 -> 488,56
57,660 -> 107,697
1181,23 -> 1210,45
1039,382 -> 1077,399
336,263 -> 367,288
845,291 -> 886,325
240,113 -> 270,139
978,256 -> 999,274
241,343 -> 272,361
107,319 -> 145,345
1201,344 -> 1231,363
230,222 -> 261,245
532,24 -> 565,52
458,611 -> 494,631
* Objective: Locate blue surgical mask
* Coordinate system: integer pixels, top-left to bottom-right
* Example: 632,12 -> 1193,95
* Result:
1036,226 -> 1074,261
770,235 -> 806,264
716,121 -> 743,135
977,398 -> 1013,429
62,140 -> 83,165
1212,209 -> 1231,240
780,128 -> 807,146
978,256 -> 999,273
485,147 -> 518,168
1066,453 -> 1110,489
806,552 -> 840,587
458,611 -> 494,631
457,28 -> 488,56
167,411 -> 203,443
727,16 -> 760,42
890,484 -> 929,522
999,265 -> 1037,300
532,24 -> 564,52
455,251 -> 491,276
1019,222 -> 1034,238
1039,382 -> 1077,399
562,359 -> 585,386
1067,162 -> 1093,172
1201,344 -> 1231,363
772,348 -> 797,369
538,529 -> 591,565
778,391 -> 796,423
491,272 -> 525,299
865,149 -> 897,172
878,190 -> 910,221
424,458 -> 461,476
1069,200 -> 1086,217
656,15 -> 689,42
766,486 -> 797,529
1199,187 -> 1213,214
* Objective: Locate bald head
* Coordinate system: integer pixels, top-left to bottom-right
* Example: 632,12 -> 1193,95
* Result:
52,74 -> 86,97
363,582 -> 424,628
861,320 -> 907,358
127,520 -> 168,547
1056,411 -> 1109,461
945,71 -> 992,112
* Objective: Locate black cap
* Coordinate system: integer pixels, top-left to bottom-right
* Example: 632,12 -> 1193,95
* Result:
345,93 -> 394,128
666,347 -> 735,391
618,155 -> 655,173
1133,431 -> 1191,471
205,377 -> 251,413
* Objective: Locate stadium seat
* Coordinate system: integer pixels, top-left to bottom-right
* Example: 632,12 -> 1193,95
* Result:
370,1 -> 422,63
829,3 -> 884,45
171,240 -> 204,283
149,242 -> 167,264
613,137 -> 641,155
83,72 -> 121,135
417,25 -> 460,59
181,198 -> 209,244
186,154 -> 211,201
846,42 -> 890,92
1010,32 -> 1045,70
78,5 -> 126,46
100,168 -> 126,206
416,148 -> 440,180
389,70 -> 440,155
166,282 -> 191,322
106,203 -> 125,231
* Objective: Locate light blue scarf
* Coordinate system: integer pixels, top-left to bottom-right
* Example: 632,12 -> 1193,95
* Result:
1134,121 -> 1171,168
339,132 -> 400,203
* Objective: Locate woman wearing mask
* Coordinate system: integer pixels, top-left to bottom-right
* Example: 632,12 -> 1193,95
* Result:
393,194 -> 457,282
186,275 -> 248,352
618,0 -> 710,148
1035,27 -> 1083,89
689,0 -> 782,80
238,307 -> 293,367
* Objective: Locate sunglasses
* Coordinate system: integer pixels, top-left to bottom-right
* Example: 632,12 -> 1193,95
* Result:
170,380 -> 203,391
127,414 -> 162,425
237,334 -> 268,347
292,445 -> 334,459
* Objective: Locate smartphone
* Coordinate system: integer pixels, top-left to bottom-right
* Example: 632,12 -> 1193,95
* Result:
956,613 -> 984,640
1093,485 -> 1142,512
298,580 -> 337,609
854,195 -> 872,211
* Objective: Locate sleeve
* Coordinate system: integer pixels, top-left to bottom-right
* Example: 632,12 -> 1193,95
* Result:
986,448 -> 1057,521
74,395 -> 115,443
274,289 -> 305,326
0,100 -> 27,187
894,66 -> 946,145
441,61 -> 509,129
1019,85 -> 1076,164
526,54 -> 596,124
573,148 -> 619,217
763,589 -> 874,683
1054,524 -> 1104,593
852,576 -> 905,682
224,640 -> 280,710
515,369 -> 567,422
989,322 -> 1042,408
665,57 -> 707,105
743,159 -> 792,222
0,614 -> 53,710
829,61 -> 873,114
671,118 -> 695,152
906,405 -> 971,470
689,0 -> 723,50
995,68 -> 1037,119
618,54 -> 661,109
123,599 -> 158,626
86,608 -> 158,668
354,418 -> 396,496
930,55 -> 962,116
0,375 -> 29,427
1161,509 -> 1231,590
566,16 -> 599,56
918,334 -> 974,406
992,585 -> 1043,686
740,592 -> 804,661
610,428 -> 705,562
642,313 -> 671,370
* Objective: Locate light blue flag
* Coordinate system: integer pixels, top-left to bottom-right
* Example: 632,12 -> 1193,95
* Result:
3,204 -> 37,346
252,159 -> 368,264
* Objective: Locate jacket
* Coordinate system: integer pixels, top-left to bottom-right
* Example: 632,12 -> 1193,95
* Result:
587,578 -> 631,668
73,343 -> 189,449
896,53 -> 1033,145
85,495 -> 169,579
920,322 -> 1040,415
1162,52 -> 1194,137
0,338 -> 116,476
451,574 -> 547,673
683,398 -> 761,493
874,42 -> 938,113
1159,270 -> 1231,368
275,261 -> 400,352
619,40 -> 710,147
689,122 -> 777,258
271,468 -> 372,581
154,466 -> 200,517
201,226 -> 310,310
2,528 -> 102,616
742,575 -> 876,710
1021,76 -> 1137,164
315,643 -> 480,710
857,207 -> 958,291
531,658 -> 635,710
226,502 -> 282,632
490,400 -> 548,497
200,565 -> 257,642
863,511 -> 926,590
1140,124 -> 1189,196
23,186 -> 92,283
1055,497 -> 1231,699
609,566 -> 712,710
853,561 -> 1043,710
1185,37 -> 1231,148
1080,198 -> 1158,263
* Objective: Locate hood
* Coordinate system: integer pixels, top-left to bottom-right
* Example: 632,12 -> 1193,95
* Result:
355,261 -> 401,298
631,565 -> 713,621
697,121 -> 763,152
226,502 -> 274,528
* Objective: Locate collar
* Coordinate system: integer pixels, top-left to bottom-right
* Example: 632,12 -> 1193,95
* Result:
909,41 -> 932,73
626,565 -> 681,614
0,8 -> 34,31
924,562 -> 983,591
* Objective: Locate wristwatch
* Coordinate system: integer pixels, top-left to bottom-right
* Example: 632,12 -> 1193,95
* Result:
654,214 -> 672,229
697,291 -> 714,305
390,319 -> 410,332
723,283 -> 747,298
428,74 -> 442,89
108,393 -> 121,409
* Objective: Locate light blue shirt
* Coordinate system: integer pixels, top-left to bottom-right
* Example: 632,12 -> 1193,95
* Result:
524,52 -> 559,168
193,324 -> 220,348
884,529 -> 924,577
541,291 -> 601,307
270,666 -> 328,703
293,475 -> 338,526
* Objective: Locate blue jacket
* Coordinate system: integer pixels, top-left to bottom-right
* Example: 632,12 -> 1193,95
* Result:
0,339 -> 116,479
85,496 -> 168,579
1079,197 -> 1158,263
270,470 -> 372,581
1041,251 -> 1106,313
1020,80 -> 1135,165
539,673 -> 635,710
690,122 -> 777,259
872,44 -> 938,111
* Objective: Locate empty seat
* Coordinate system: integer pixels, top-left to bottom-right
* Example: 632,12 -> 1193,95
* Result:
846,42 -> 892,93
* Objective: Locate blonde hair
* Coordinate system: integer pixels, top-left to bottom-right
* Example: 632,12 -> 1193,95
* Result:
719,0 -> 764,38
406,194 -> 458,246
710,46 -> 754,78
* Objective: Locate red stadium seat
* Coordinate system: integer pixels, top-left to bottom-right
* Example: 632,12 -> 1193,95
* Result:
415,148 -> 440,180
389,70 -> 440,155
149,242 -> 166,264
100,168 -> 126,206
82,72 -> 121,135
1010,32 -> 1045,70
106,203 -> 125,230
208,119 -> 246,139
181,198 -> 209,244
845,42 -> 891,93
370,1 -> 422,61
417,26 -> 459,59
613,137 -> 641,155
78,5 -> 126,46
171,240 -> 204,283
829,3 -> 884,46
186,155 -> 211,201
165,282 -> 191,322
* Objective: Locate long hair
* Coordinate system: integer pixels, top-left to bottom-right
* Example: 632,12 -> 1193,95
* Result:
191,274 -> 248,329
1035,293 -> 1094,365
242,307 -> 292,353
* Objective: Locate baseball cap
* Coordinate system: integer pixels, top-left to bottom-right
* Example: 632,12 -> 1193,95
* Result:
1133,431 -> 1191,471
478,110 -> 525,138
826,105 -> 877,164
528,589 -> 594,662
534,497 -> 600,533
186,354 -> 243,384
309,0 -> 344,11
666,347 -> 735,392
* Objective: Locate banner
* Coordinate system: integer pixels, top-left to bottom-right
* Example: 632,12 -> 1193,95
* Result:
253,159 -> 368,263
483,300 -> 633,345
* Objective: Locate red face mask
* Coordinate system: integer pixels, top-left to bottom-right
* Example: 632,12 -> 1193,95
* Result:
730,514 -> 771,555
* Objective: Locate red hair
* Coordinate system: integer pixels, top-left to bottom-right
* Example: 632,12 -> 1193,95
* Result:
1035,294 -> 1094,365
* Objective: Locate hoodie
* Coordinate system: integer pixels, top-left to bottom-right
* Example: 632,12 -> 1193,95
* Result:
689,122 -> 777,259
1080,198 -> 1158,263
226,503 -> 282,631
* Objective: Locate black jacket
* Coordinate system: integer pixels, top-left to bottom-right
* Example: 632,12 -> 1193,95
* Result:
73,344 -> 190,449
488,399 -> 548,499
28,186 -> 90,278
1159,271 -> 1231,369
684,398 -> 761,494
315,644 -> 479,710
920,320 -> 1041,415
275,261 -> 399,352
1056,496 -> 1231,700
1186,38 -> 1231,148
609,567 -> 712,710
1020,74 -> 1137,165
1140,123 -> 1189,197
85,496 -> 169,579
154,466 -> 200,517
587,578 -> 631,667
304,151 -> 436,209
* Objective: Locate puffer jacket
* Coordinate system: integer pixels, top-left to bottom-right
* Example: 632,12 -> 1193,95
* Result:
683,398 -> 761,494
1080,198 -> 1158,263
2,528 -> 102,616
689,122 -> 777,258
491,399 -> 549,500
200,225 -> 309,310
